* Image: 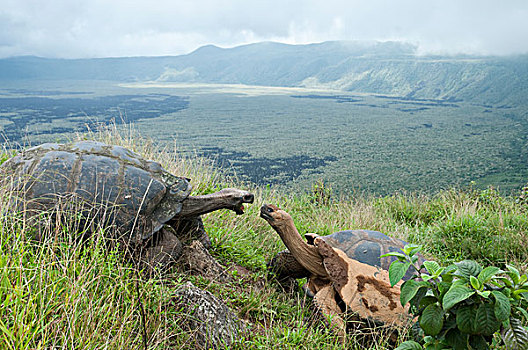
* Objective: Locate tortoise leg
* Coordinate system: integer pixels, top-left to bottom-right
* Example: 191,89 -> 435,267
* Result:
144,224 -> 183,271
268,250 -> 310,279
171,216 -> 212,249
313,285 -> 347,343
268,250 -> 310,292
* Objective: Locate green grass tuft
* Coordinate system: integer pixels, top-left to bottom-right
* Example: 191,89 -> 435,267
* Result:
0,126 -> 526,349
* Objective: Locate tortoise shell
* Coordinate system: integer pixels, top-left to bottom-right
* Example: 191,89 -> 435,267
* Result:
1,141 -> 192,245
309,229 -> 420,280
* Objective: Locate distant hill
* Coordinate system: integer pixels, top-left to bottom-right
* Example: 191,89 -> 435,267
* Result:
2,41 -> 528,105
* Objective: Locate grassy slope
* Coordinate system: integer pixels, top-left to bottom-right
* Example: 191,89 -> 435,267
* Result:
1,127 -> 527,349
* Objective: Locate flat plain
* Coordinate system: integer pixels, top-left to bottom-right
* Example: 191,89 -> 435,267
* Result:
1,79 -> 526,195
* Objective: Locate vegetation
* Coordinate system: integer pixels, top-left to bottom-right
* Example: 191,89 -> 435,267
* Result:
0,126 -> 526,349
1,80 -> 527,196
0,93 -> 188,143
385,246 -> 528,349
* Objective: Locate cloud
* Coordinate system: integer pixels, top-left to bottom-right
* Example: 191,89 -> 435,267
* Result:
1,0 -> 527,58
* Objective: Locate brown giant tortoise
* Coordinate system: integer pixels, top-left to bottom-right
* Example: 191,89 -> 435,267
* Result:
260,204 -> 424,340
1,141 -> 254,269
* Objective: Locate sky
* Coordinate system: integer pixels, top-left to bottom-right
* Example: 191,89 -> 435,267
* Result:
1,0 -> 528,59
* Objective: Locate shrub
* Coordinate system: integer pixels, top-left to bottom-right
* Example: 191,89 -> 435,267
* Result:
384,245 -> 528,350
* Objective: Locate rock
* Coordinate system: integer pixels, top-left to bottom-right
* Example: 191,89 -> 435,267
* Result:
173,282 -> 242,349
178,240 -> 233,283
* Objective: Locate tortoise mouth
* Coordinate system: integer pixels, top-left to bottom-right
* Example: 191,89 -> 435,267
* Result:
232,192 -> 254,215
234,204 -> 245,215
259,204 -> 275,222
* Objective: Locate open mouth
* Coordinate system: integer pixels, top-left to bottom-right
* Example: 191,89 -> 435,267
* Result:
234,204 -> 245,215
234,193 -> 254,215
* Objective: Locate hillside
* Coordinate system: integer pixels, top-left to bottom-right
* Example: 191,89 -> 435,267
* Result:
0,128 -> 527,349
2,41 -> 528,106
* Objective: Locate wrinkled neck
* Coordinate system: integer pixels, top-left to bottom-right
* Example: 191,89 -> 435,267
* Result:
272,218 -> 328,278
179,193 -> 231,217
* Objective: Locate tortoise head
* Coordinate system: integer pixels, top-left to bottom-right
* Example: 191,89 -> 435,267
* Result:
260,204 -> 329,278
216,188 -> 255,214
179,188 -> 254,217
260,204 -> 294,229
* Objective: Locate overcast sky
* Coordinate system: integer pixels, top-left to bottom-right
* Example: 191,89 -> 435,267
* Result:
1,0 -> 527,58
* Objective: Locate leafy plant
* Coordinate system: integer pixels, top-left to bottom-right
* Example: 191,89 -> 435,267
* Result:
383,245 -> 528,350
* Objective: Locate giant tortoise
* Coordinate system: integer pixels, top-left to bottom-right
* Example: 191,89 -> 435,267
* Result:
1,141 -> 254,269
260,204 -> 424,339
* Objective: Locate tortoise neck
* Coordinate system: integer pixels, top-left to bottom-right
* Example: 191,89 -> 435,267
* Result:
179,192 -> 231,217
272,217 -> 328,278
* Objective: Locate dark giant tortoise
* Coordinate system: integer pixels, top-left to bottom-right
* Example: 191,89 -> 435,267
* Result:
260,204 -> 424,340
1,141 -> 254,269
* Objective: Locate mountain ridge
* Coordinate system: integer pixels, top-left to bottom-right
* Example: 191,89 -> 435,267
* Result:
1,41 -> 528,105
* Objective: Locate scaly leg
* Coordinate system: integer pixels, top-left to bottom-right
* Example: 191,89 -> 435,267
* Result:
144,224 -> 183,271
313,285 -> 347,343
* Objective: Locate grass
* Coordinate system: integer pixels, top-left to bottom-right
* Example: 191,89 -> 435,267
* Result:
375,187 -> 528,268
0,125 -> 527,349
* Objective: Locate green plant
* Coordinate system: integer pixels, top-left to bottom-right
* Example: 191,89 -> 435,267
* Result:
0,150 -> 17,165
375,193 -> 446,227
309,178 -> 333,206
383,245 -> 528,350
517,183 -> 528,207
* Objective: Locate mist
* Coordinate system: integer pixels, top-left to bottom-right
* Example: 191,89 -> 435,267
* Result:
1,0 -> 527,58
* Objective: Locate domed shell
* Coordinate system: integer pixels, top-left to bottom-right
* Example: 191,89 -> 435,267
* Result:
315,229 -> 418,280
2,141 -> 192,244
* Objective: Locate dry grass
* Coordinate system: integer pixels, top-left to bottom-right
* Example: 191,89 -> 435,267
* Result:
0,125 -> 526,349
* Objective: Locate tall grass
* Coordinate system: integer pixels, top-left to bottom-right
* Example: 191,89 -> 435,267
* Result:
0,125 -> 526,349
376,187 -> 528,268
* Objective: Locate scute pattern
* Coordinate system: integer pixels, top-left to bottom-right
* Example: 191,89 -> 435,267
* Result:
322,229 -> 418,280
1,141 -> 192,244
